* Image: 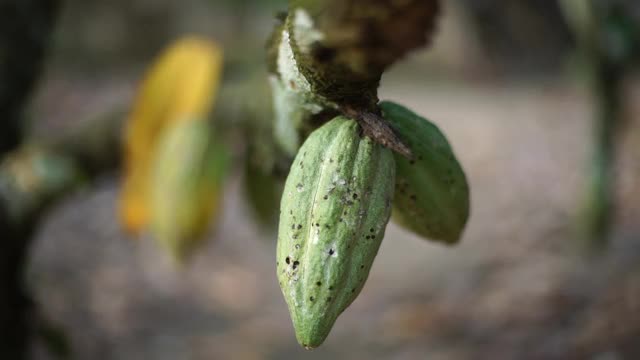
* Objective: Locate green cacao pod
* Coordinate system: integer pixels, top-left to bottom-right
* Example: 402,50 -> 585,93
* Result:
243,153 -> 284,232
277,116 -> 395,349
380,101 -> 470,244
150,120 -> 229,263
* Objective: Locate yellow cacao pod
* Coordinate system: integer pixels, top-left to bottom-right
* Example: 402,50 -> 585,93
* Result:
119,36 -> 223,235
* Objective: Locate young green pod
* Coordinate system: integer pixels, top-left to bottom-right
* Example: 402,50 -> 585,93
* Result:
277,116 -> 395,349
150,120 -> 229,262
243,154 -> 284,232
380,101 -> 469,244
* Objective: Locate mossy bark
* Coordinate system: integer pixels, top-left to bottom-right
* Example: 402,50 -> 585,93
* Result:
268,0 -> 440,158
289,0 -> 439,107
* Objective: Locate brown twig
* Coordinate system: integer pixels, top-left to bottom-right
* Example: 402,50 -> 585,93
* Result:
342,105 -> 413,159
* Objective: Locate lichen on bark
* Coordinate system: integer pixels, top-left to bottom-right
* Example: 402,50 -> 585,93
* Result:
267,0 -> 440,157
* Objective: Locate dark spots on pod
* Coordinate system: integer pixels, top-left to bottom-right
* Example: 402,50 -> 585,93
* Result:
310,296 -> 315,302
370,228 -> 375,233
329,158 -> 334,163
316,281 -> 322,286
328,249 -> 335,255
352,193 -> 358,200
329,286 -> 334,290
292,261 -> 300,269
276,261 -> 279,266
339,217 -> 343,222
343,211 -> 347,216
351,288 -> 356,293
293,234 -> 299,240
409,160 -> 415,165
315,223 -> 320,227
297,224 -> 302,230
291,224 -> 295,230
289,210 -> 293,215
285,257 -> 290,264
365,235 -> 371,239
295,244 -> 301,249
410,195 -> 417,201
323,195 -> 328,200
360,265 -> 365,269
324,224 -> 331,229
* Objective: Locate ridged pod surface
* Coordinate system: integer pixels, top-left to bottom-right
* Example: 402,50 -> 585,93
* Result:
277,116 -> 395,349
150,120 -> 228,262
380,101 -> 469,244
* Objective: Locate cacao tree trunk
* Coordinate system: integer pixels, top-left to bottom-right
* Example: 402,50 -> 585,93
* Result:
0,0 -> 61,358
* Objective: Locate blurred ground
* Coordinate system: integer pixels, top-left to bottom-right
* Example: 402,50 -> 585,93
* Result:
25,76 -> 640,360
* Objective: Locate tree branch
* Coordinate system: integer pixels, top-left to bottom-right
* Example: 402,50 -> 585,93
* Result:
269,0 -> 439,157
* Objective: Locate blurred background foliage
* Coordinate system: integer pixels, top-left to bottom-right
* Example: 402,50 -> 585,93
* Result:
0,0 -> 639,359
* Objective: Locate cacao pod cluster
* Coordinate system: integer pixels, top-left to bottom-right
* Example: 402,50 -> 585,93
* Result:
119,36 -> 229,263
275,105 -> 469,347
270,3 -> 468,346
